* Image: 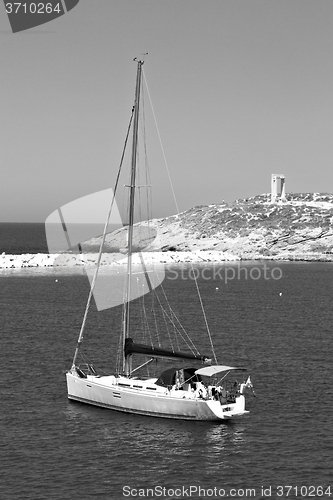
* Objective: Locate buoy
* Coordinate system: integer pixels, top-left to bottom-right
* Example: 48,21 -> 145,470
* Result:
279,292 -> 282,296
216,287 -> 219,290
55,279 -> 58,282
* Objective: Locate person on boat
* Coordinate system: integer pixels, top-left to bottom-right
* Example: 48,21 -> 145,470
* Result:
210,386 -> 220,401
240,375 -> 256,396
195,381 -> 207,399
217,387 -> 227,404
215,386 -> 222,401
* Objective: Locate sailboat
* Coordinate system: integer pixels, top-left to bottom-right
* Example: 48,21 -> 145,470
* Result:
66,59 -> 254,421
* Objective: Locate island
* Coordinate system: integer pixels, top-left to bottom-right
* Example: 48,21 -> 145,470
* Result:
2,193 -> 333,269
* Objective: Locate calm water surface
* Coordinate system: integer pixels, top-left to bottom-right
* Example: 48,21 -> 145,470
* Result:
0,223 -> 48,254
0,262 -> 332,500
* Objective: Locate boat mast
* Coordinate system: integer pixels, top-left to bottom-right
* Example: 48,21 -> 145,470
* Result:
123,59 -> 144,376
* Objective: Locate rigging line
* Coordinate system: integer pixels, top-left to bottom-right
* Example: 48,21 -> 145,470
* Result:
153,291 -> 200,355
152,290 -> 175,351
140,82 -> 153,224
158,283 -> 199,354
135,90 -> 159,346
159,304 -> 198,355
116,333 -> 123,375
142,69 -> 180,215
151,288 -> 160,346
169,307 -> 181,352
156,282 -> 180,351
193,276 -> 218,364
143,68 -> 218,365
137,88 -> 147,226
79,351 -> 105,376
157,281 -> 181,351
71,108 -> 135,368
140,286 -> 154,347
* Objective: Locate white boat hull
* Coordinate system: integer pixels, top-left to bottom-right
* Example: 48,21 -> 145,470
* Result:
66,372 -> 249,421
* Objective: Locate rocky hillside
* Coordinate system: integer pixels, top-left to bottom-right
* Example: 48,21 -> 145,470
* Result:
84,193 -> 333,261
2,192 -> 333,269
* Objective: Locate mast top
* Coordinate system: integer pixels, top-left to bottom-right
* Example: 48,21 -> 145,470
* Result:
133,53 -> 148,64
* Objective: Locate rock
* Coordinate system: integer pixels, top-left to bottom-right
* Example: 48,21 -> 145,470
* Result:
2,193 -> 333,268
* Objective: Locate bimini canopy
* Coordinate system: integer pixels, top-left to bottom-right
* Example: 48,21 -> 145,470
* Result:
155,367 -> 202,388
195,365 -> 246,377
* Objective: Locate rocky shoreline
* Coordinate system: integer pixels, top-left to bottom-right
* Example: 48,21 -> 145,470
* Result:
1,249 -> 333,270
3,193 -> 333,269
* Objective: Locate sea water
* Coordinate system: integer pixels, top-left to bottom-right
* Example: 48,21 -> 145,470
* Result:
0,225 -> 332,499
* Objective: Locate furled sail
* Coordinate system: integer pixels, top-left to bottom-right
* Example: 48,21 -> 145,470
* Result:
124,338 -> 211,363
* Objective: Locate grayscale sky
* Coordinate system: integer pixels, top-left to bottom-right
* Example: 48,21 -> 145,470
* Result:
1,0 -> 333,222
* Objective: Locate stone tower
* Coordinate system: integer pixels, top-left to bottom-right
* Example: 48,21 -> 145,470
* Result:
271,174 -> 286,203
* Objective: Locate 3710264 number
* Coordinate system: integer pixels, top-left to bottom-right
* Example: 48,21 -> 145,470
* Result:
276,485 -> 332,497
5,3 -> 61,14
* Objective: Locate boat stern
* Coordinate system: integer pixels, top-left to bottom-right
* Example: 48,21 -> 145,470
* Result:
206,394 -> 249,420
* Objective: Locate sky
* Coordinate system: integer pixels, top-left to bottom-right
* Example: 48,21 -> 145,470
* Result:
1,0 -> 333,222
